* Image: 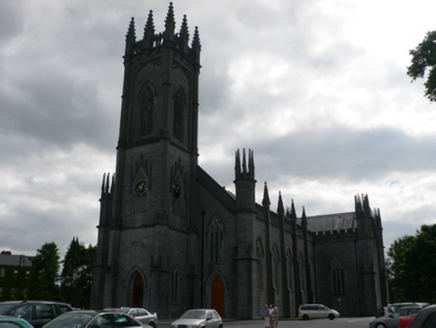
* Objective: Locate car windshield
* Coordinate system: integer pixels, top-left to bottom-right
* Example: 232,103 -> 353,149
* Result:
181,310 -> 206,319
0,304 -> 18,314
43,312 -> 96,328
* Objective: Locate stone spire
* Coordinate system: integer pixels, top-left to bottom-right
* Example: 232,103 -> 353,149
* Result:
262,182 -> 271,208
277,191 -> 284,217
125,17 -> 136,56
179,14 -> 189,53
301,206 -> 308,230
164,2 -> 175,42
191,26 -> 201,63
143,10 -> 155,48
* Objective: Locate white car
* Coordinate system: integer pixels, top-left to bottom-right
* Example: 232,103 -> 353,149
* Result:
298,304 -> 340,320
103,307 -> 158,327
171,309 -> 222,328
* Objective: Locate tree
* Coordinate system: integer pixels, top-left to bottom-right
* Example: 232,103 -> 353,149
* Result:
60,237 -> 96,308
387,224 -> 436,303
28,242 -> 61,300
407,31 -> 436,102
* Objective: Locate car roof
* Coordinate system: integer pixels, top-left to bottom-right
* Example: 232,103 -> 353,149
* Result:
0,300 -> 71,306
0,315 -> 26,320
409,305 -> 436,327
185,309 -> 215,311
66,310 -> 98,314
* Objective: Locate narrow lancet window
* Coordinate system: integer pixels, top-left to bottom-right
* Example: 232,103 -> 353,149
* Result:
331,257 -> 345,294
173,88 -> 185,142
171,267 -> 179,303
140,85 -> 154,136
208,216 -> 224,263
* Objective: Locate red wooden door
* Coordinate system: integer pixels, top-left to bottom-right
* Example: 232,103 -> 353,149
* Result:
132,274 -> 144,307
211,276 -> 225,317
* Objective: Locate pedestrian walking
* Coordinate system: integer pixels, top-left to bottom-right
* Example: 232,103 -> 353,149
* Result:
273,305 -> 279,328
264,304 -> 270,328
269,304 -> 274,328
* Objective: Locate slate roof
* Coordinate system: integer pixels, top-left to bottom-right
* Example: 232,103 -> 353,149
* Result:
302,212 -> 357,233
0,253 -> 33,267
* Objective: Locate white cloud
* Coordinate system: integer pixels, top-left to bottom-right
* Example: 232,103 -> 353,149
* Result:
1,0 -> 436,257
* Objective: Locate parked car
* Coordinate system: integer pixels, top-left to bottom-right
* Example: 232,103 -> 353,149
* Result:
0,300 -> 73,328
369,306 -> 422,328
43,310 -> 151,328
408,305 -> 436,328
399,314 -> 418,328
376,306 -> 389,318
102,307 -> 158,327
171,309 -> 222,328
387,303 -> 420,314
298,304 -> 340,320
0,314 -> 34,328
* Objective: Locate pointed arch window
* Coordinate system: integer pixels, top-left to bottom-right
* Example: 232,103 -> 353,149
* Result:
171,267 -> 179,303
256,238 -> 265,291
286,249 -> 293,293
173,88 -> 185,142
272,245 -> 280,291
208,216 -> 224,263
331,258 -> 345,294
299,253 -> 306,295
139,85 -> 154,136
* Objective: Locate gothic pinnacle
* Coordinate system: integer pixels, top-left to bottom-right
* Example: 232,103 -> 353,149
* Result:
180,14 -> 189,52
262,182 -> 271,207
125,17 -> 136,55
164,2 -> 175,41
144,10 -> 155,48
191,26 -> 201,63
277,191 -> 284,216
235,149 -> 241,175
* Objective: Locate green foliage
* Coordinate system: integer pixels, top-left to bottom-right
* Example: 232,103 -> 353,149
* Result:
28,242 -> 61,300
387,224 -> 436,303
407,31 -> 436,102
60,237 -> 96,309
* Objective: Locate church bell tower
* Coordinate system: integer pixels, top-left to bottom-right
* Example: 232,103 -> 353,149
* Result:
91,3 -> 201,317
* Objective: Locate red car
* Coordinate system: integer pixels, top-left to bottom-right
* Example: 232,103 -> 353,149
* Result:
399,314 -> 417,328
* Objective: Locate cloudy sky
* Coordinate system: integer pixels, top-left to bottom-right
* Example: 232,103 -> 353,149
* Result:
1,0 -> 436,258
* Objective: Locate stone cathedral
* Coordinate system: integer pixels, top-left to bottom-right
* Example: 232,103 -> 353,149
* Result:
90,4 -> 389,319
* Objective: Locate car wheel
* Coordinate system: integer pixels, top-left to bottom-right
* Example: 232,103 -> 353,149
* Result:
328,314 -> 335,320
375,324 -> 386,328
149,322 -> 156,328
302,314 -> 309,320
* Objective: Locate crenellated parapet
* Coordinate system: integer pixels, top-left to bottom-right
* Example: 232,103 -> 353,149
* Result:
124,3 -> 200,65
313,228 -> 356,242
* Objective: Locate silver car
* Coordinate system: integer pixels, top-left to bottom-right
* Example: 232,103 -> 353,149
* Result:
103,307 -> 158,327
298,304 -> 340,320
43,310 -> 151,328
171,309 -> 222,328
369,306 -> 422,328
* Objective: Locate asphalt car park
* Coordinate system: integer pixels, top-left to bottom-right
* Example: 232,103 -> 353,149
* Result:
160,317 -> 374,328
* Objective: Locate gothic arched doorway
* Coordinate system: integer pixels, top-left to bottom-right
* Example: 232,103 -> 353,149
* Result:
211,276 -> 225,317
132,273 -> 144,307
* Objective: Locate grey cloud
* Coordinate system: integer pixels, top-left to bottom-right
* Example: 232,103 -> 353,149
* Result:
0,2 -> 25,46
251,126 -> 436,183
